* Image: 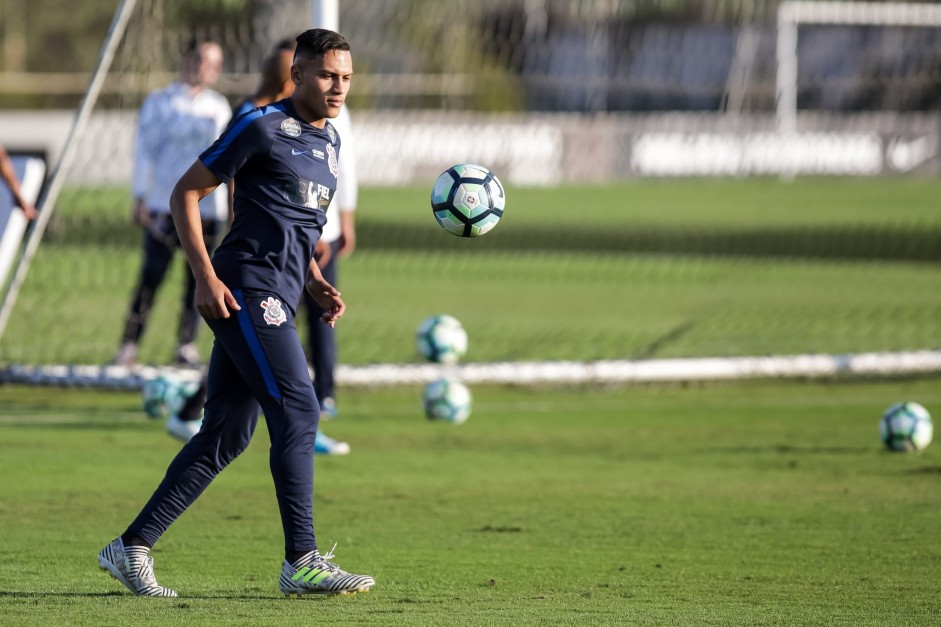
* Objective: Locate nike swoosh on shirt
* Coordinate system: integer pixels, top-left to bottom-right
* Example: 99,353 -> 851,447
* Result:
291,148 -> 308,156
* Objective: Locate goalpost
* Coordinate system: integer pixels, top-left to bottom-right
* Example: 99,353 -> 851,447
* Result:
311,0 -> 339,31
0,0 -> 139,341
776,0 -> 941,132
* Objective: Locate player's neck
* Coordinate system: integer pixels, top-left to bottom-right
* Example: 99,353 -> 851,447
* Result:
288,95 -> 326,129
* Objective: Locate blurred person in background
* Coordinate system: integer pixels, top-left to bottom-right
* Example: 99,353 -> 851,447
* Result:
0,145 -> 38,220
230,39 -> 296,122
114,39 -> 231,369
162,39 -> 355,455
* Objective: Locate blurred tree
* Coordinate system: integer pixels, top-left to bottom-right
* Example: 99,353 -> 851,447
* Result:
21,0 -> 116,73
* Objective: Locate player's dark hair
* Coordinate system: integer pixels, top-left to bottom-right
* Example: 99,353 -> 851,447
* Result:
294,28 -> 350,61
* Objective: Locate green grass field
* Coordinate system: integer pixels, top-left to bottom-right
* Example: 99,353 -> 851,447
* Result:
1,377 -> 940,625
1,178 -> 940,365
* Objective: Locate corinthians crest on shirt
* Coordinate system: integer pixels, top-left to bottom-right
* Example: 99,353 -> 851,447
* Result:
326,143 -> 338,178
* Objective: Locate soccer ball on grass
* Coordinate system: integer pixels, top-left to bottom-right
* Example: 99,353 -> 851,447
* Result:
416,314 -> 468,365
431,163 -> 505,237
141,375 -> 195,420
422,378 -> 472,424
879,401 -> 933,452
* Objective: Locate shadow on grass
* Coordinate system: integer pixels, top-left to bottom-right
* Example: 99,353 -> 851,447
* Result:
357,223 -> 941,263
0,590 -> 345,601
0,591 -> 126,598
905,465 -> 941,475
57,216 -> 941,263
0,418 -> 155,431
699,445 -> 872,455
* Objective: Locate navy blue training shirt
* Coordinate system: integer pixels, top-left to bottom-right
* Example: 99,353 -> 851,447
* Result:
225,99 -> 255,134
200,98 -> 339,313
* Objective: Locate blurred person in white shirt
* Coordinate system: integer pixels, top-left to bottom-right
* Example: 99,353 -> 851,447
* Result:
114,39 -> 231,368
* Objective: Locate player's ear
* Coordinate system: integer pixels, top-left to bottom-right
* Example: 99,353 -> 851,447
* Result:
290,63 -> 301,85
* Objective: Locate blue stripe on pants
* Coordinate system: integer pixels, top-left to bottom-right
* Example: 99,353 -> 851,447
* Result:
233,289 -> 282,399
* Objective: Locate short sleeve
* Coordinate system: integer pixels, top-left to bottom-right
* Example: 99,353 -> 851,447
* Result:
200,111 -> 271,184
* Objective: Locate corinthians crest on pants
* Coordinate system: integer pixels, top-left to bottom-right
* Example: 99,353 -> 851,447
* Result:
261,297 -> 287,326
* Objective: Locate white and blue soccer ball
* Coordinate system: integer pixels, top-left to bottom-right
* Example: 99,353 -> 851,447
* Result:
880,401 -> 933,452
431,163 -> 505,237
141,375 -> 196,420
422,378 -> 472,424
416,314 -> 468,365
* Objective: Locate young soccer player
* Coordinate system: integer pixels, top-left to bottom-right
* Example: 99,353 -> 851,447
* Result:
98,28 -> 374,597
167,39 -> 351,455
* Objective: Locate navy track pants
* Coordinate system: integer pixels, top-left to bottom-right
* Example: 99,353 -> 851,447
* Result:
127,289 -> 321,553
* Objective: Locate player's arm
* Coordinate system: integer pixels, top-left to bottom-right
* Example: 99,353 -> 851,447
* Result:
0,146 -> 37,220
227,180 -> 235,224
305,256 -> 345,328
170,160 -> 240,320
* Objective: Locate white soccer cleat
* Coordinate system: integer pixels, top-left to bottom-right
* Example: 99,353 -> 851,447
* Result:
97,537 -> 178,597
279,544 -> 374,596
166,414 -> 202,442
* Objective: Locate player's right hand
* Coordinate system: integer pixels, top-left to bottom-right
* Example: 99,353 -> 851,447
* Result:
195,275 -> 241,319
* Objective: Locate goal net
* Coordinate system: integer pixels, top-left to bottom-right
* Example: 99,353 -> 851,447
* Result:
0,0 -> 938,386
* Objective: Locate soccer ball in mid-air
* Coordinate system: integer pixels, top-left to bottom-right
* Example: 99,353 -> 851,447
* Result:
422,378 -> 472,424
880,401 -> 933,452
416,314 -> 468,365
141,375 -> 194,420
431,163 -> 505,237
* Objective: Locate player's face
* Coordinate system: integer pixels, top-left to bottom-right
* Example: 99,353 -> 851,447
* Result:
291,49 -> 352,125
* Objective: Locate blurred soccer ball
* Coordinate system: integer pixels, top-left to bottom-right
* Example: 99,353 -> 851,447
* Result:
431,163 -> 505,237
141,375 -> 194,419
416,314 -> 468,365
422,378 -> 472,424
880,401 -> 933,452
